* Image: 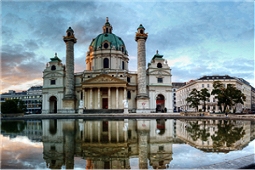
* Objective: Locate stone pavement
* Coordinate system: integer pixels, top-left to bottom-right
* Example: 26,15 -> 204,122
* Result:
194,154 -> 255,169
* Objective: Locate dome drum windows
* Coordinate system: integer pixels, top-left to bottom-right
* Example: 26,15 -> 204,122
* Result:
103,41 -> 110,49
103,58 -> 109,68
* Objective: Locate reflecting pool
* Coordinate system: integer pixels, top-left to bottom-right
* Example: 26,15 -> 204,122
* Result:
1,119 -> 254,169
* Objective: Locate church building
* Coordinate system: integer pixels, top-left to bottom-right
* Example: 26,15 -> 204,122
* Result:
42,18 -> 173,114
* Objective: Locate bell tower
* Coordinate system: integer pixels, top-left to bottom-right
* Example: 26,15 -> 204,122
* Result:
63,27 -> 77,113
135,24 -> 150,113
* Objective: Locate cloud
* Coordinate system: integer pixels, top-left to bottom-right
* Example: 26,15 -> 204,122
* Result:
1,0 -> 254,91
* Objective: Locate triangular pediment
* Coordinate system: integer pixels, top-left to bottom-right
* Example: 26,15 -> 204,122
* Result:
83,74 -> 127,85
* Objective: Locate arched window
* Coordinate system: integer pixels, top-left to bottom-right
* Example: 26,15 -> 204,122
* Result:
127,77 -> 130,83
157,63 -> 162,68
51,65 -> 56,70
103,58 -> 109,68
140,30 -> 144,34
122,61 -> 125,70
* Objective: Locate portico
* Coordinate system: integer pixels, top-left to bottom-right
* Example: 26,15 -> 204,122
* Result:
82,74 -> 127,109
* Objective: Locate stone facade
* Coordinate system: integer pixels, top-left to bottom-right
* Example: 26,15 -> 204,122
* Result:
42,18 -> 173,114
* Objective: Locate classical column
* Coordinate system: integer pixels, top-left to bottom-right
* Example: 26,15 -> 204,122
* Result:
90,88 -> 93,109
124,88 -> 127,100
116,87 -> 119,108
98,88 -> 100,109
108,87 -> 111,109
84,89 -> 87,109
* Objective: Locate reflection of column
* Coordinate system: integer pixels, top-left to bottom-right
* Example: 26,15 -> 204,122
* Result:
116,87 -> 119,108
108,121 -> 111,142
98,122 -> 100,142
89,122 -> 92,142
63,120 -> 76,169
90,88 -> 93,109
138,130 -> 149,169
108,87 -> 111,109
116,121 -> 119,142
83,89 -> 85,108
98,88 -> 100,109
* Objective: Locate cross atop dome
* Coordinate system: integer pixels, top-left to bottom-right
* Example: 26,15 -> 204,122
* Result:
103,17 -> 112,33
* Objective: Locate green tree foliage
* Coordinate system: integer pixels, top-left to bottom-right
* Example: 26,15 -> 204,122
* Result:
186,88 -> 210,112
211,120 -> 245,148
186,89 -> 200,112
1,121 -> 26,133
211,81 -> 246,113
200,88 -> 210,112
1,99 -> 26,114
186,121 -> 210,142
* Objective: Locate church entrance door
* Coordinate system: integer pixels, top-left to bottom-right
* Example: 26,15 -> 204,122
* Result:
156,94 -> 165,113
102,98 -> 108,109
49,96 -> 57,113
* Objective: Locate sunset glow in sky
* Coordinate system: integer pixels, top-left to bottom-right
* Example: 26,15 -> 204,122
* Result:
1,0 -> 254,93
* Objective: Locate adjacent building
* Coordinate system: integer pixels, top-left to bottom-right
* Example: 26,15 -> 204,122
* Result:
42,18 -> 173,114
1,86 -> 42,114
176,75 -> 252,113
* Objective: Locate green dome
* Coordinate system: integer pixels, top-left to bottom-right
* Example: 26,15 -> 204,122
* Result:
89,18 -> 128,55
90,33 -> 128,55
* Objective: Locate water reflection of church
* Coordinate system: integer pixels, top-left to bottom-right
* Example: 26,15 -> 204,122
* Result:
41,119 -> 255,169
42,119 -> 174,169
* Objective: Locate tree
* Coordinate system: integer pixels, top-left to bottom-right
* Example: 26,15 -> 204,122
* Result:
1,99 -> 26,114
200,88 -> 210,112
211,81 -> 246,113
186,88 -> 210,112
186,89 -> 200,112
211,120 -> 245,148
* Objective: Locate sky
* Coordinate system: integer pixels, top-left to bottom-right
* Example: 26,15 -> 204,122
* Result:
1,0 -> 254,93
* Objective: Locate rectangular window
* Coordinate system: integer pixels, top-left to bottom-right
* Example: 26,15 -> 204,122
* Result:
127,77 -> 131,83
207,84 -> 210,88
50,80 -> 56,85
159,146 -> 164,151
202,84 -> 204,88
158,78 -> 163,83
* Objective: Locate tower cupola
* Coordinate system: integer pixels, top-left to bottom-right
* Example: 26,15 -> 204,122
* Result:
103,17 -> 113,33
63,27 -> 77,43
135,24 -> 148,41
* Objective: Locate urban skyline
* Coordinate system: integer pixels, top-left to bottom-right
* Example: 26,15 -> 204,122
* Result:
1,0 -> 254,93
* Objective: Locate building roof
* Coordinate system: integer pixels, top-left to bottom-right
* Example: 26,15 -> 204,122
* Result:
198,75 -> 235,80
152,50 -> 163,60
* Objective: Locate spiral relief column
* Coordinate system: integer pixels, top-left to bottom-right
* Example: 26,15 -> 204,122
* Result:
135,24 -> 150,113
63,27 -> 77,113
